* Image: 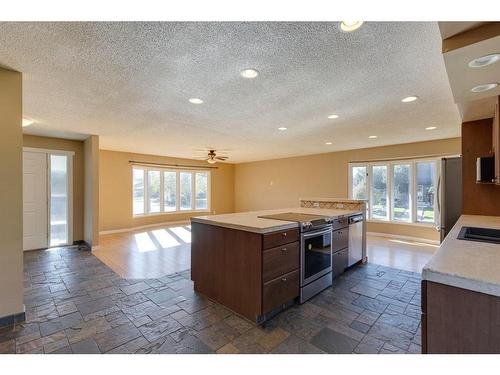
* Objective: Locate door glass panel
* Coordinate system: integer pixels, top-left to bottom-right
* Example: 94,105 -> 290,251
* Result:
304,231 -> 332,281
393,164 -> 411,222
416,162 -> 436,223
148,170 -> 161,213
179,172 -> 192,210
163,171 -> 176,212
133,168 -> 144,215
50,155 -> 68,246
371,165 -> 388,220
195,172 -> 208,210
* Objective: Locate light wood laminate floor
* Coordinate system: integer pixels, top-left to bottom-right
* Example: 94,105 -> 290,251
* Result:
94,223 -> 192,279
94,224 -> 437,279
367,235 -> 437,273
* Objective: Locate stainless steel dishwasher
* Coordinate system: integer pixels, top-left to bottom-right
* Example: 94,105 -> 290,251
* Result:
347,214 -> 363,267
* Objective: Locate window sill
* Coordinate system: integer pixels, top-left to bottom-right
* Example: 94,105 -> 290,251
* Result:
133,209 -> 211,218
367,219 -> 437,229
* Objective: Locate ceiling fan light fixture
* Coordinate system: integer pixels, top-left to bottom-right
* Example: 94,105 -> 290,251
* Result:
189,98 -> 204,104
207,158 -> 217,164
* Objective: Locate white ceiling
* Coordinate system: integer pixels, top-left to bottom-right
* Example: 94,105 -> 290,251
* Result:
0,22 -> 461,163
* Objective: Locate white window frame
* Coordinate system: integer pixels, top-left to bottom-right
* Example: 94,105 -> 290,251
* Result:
348,157 -> 440,227
132,166 -> 211,217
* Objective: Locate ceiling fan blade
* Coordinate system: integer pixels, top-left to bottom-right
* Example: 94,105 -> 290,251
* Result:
215,156 -> 228,160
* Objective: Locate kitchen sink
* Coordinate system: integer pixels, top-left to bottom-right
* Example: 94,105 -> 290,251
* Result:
457,226 -> 500,244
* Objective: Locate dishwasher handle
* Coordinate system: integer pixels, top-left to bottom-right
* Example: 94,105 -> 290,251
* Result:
348,215 -> 363,224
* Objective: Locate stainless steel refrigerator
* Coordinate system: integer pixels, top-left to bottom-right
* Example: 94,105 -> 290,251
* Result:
437,156 -> 462,242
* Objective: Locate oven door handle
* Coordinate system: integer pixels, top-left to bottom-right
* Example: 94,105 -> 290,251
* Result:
302,228 -> 332,239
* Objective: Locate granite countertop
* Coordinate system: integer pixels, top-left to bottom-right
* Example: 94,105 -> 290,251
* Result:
422,214 -> 500,297
191,207 -> 362,234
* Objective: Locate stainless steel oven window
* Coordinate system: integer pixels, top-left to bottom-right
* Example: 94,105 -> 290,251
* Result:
300,227 -> 333,286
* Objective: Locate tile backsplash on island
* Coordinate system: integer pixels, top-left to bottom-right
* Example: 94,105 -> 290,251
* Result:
300,198 -> 366,212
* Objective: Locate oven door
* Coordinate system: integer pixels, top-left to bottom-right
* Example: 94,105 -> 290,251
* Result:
300,227 -> 332,286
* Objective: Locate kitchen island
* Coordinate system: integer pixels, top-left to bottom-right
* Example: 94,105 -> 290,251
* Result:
421,214 -> 500,353
191,204 -> 365,323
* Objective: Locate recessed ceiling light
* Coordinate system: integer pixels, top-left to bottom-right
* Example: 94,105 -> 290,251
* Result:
468,54 -> 500,68
325,142 -> 333,145
22,118 -> 34,127
401,96 -> 418,103
278,127 -> 287,131
189,98 -> 203,104
425,126 -> 437,130
340,21 -> 364,32
368,135 -> 377,139
240,68 -> 259,79
471,83 -> 498,93
327,114 -> 339,119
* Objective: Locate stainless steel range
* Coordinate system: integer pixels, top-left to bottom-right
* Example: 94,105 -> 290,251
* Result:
258,212 -> 334,303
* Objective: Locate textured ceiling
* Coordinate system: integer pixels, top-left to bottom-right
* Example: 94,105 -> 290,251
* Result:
0,22 -> 461,163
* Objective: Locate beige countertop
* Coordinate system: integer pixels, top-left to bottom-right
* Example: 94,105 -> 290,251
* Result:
422,214 -> 500,297
191,207 -> 362,234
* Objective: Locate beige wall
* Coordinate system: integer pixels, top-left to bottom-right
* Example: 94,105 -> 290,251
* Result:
0,68 -> 24,318
99,150 -> 235,232
23,135 -> 85,242
235,138 -> 462,241
84,135 -> 100,246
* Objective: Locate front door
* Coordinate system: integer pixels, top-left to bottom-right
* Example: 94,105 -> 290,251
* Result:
23,151 -> 48,251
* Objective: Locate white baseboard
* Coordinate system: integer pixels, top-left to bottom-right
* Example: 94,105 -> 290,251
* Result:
367,231 -> 440,245
99,220 -> 190,236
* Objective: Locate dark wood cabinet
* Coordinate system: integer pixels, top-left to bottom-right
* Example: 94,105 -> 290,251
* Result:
191,222 -> 300,322
263,241 -> 300,283
493,95 -> 500,184
263,228 -> 299,249
263,269 -> 300,313
421,280 -> 500,353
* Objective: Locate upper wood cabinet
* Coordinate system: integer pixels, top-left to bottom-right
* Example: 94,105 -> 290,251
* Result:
494,96 -> 500,184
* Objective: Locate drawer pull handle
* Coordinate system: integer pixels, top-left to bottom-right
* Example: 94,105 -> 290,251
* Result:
282,232 -> 287,237
281,247 -> 287,252
281,277 -> 287,282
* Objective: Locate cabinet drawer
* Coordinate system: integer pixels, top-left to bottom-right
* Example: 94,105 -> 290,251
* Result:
332,227 -> 348,253
332,248 -> 348,278
263,241 -> 300,283
331,217 -> 348,231
263,228 -> 299,249
263,269 -> 299,313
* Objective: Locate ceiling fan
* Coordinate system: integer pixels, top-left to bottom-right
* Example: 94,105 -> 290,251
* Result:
204,150 -> 228,164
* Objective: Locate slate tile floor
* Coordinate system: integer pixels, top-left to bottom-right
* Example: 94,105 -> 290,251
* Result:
0,246 -> 422,354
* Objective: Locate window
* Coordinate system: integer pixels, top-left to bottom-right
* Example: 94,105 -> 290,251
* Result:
133,169 -> 145,215
148,170 -> 161,213
371,165 -> 388,220
179,172 -> 192,211
132,167 -> 210,216
195,172 -> 208,210
392,164 -> 411,222
349,158 -> 439,225
416,162 -> 436,223
163,171 -> 176,212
